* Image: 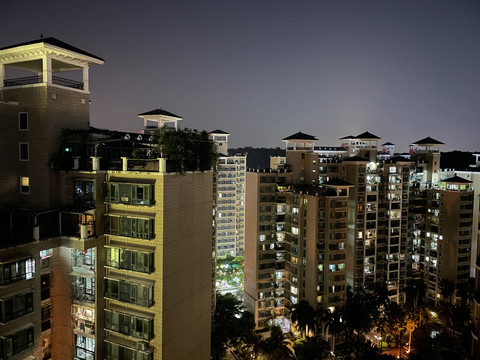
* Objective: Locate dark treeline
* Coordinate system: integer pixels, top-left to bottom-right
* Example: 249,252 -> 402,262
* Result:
230,148 -> 478,172
229,147 -> 285,169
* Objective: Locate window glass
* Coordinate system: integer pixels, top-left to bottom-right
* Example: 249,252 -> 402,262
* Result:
19,143 -> 29,161
18,113 -> 28,130
20,176 -> 30,194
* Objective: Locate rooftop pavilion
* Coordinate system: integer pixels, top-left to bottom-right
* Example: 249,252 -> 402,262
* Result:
282,131 -> 317,151
410,136 -> 445,154
0,37 -> 104,92
138,108 -> 183,134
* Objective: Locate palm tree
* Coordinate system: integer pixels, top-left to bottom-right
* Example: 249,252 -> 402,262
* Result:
293,336 -> 329,360
321,309 -> 343,356
290,300 -> 316,338
383,302 -> 406,358
245,331 -> 263,359
260,325 -> 293,360
405,278 -> 426,308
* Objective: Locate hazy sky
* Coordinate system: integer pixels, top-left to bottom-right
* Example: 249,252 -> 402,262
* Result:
3,1 -> 480,152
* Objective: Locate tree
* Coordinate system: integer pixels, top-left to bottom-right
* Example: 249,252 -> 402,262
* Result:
260,325 -> 293,360
344,287 -> 381,336
157,127 -> 217,174
438,279 -> 455,303
293,336 -> 329,360
321,309 -> 343,355
383,302 -> 406,359
211,293 -> 255,360
405,278 -> 426,308
291,300 -> 316,338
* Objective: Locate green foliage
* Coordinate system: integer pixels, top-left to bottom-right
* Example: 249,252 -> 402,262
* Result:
293,336 -> 329,360
216,255 -> 244,289
438,279 -> 455,300
260,325 -> 293,360
157,127 -> 218,174
211,293 -> 255,360
344,287 -> 382,336
291,300 -> 316,337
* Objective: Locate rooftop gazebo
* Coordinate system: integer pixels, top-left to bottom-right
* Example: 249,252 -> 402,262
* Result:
282,131 -> 318,151
0,37 -> 104,92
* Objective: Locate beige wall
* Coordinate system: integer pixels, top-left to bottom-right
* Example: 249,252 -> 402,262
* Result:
0,86 -> 90,208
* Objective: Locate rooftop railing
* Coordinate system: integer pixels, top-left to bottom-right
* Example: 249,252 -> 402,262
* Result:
3,75 -> 84,90
52,75 -> 84,89
4,75 -> 43,86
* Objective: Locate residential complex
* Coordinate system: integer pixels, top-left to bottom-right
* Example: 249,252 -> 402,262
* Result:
1,35 -> 479,360
244,131 -> 477,332
0,38 -> 212,360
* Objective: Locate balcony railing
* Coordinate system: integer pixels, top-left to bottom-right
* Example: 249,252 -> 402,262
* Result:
4,75 -> 43,87
3,75 -> 84,90
52,75 -> 84,89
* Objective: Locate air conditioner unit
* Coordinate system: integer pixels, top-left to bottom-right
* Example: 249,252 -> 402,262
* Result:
137,341 -> 147,351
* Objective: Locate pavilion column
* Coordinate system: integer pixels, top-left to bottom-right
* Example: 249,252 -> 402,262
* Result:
0,64 -> 4,89
82,65 -> 89,92
42,55 -> 52,85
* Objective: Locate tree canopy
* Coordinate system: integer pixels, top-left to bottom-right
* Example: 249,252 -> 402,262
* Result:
157,127 -> 217,174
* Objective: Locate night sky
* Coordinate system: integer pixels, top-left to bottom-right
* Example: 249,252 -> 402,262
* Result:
3,1 -> 480,152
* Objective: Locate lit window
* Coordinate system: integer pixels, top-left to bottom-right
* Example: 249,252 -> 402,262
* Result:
19,143 -> 29,161
20,176 -> 30,194
18,112 -> 28,130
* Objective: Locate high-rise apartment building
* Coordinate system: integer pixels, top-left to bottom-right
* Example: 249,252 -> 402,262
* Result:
0,38 -> 213,360
210,130 -> 246,258
245,132 -> 352,330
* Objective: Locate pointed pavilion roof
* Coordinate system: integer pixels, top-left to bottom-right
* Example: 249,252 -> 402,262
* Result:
209,129 -> 230,135
0,37 -> 104,62
382,142 -> 395,146
355,131 -> 381,140
343,156 -> 370,162
322,178 -> 353,186
138,109 -> 182,118
282,131 -> 318,141
411,136 -> 444,146
443,175 -> 472,184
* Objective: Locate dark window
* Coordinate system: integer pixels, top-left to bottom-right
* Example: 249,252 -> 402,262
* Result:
19,143 -> 29,161
0,325 -> 34,358
18,113 -> 28,131
0,292 -> 34,323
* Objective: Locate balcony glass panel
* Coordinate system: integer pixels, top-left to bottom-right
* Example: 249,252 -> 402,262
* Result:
105,279 -> 154,308
0,258 -> 35,286
106,216 -> 153,240
105,309 -> 153,340
0,292 -> 33,323
105,183 -> 153,206
0,325 -> 34,359
75,335 -> 94,360
106,247 -> 154,274
105,341 -> 153,360
71,275 -> 95,303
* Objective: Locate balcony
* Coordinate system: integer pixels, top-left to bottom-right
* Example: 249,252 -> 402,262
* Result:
3,75 -> 84,89
3,75 -> 43,87
61,212 -> 95,239
71,275 -> 95,303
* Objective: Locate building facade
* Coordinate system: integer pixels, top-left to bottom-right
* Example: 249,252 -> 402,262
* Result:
210,130 -> 246,258
0,38 -> 213,360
